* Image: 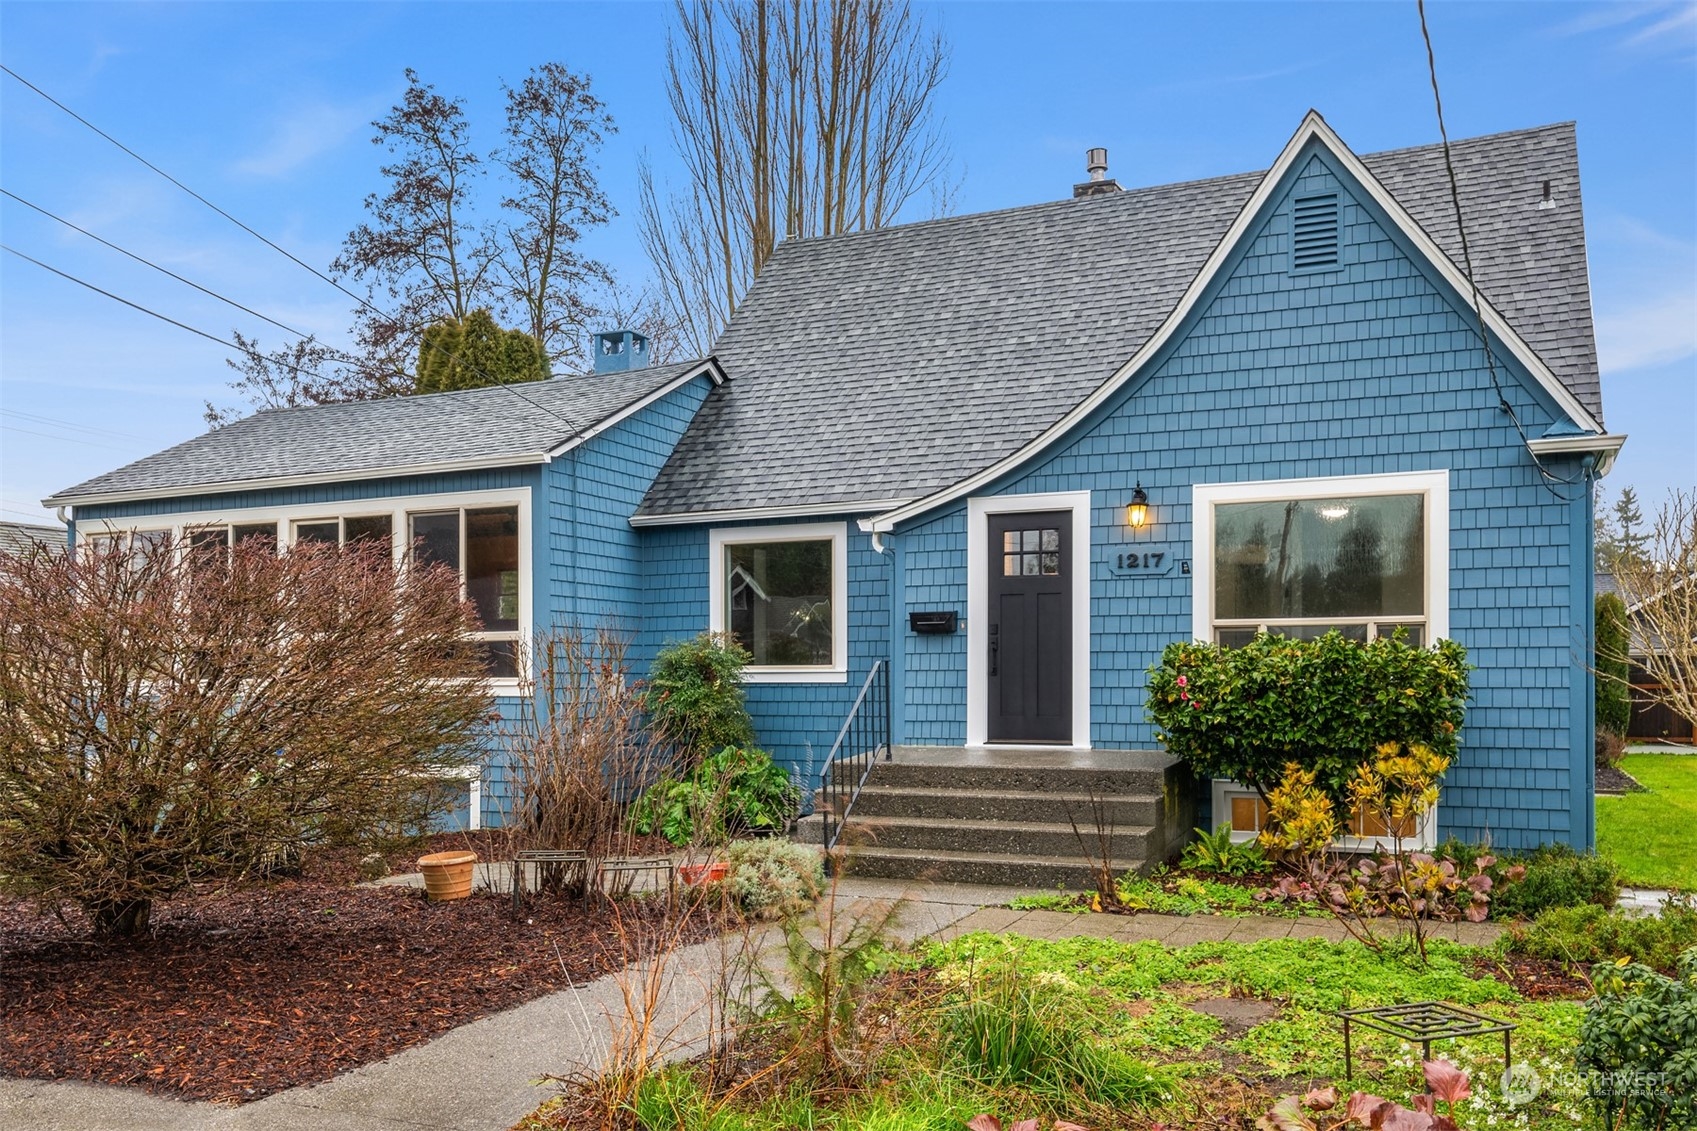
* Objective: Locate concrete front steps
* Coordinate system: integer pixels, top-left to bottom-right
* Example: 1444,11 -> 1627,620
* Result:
796,745 -> 1197,889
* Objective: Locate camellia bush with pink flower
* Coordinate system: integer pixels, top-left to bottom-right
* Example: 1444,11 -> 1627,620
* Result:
1146,631 -> 1470,809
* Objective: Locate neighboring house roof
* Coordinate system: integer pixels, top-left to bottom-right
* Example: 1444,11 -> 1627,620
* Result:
636,114 -> 1604,523
46,360 -> 721,507
0,520 -> 67,556
1596,572 -> 1621,601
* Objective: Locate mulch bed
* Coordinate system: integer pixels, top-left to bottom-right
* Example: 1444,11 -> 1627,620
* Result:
1465,952 -> 1592,999
1594,764 -> 1645,795
1,878 -> 722,1104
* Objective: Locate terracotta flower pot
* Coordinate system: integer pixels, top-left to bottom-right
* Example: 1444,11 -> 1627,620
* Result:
679,861 -> 729,886
417,850 -> 478,901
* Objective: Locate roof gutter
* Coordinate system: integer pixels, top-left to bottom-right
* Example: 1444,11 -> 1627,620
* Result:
1526,432 -> 1627,477
630,497 -> 917,528
44,452 -> 549,510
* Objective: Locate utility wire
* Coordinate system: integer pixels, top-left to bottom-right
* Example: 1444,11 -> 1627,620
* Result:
2,244 -> 341,384
3,187 -> 313,341
3,408 -> 150,442
1,64 -> 590,438
2,423 -> 140,450
1416,0 -> 1584,500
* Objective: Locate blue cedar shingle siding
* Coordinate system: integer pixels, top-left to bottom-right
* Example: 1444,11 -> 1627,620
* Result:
542,376 -> 713,630
881,147 -> 1594,849
638,519 -> 892,784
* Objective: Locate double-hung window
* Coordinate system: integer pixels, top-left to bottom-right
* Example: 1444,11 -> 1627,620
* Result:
709,523 -> 848,682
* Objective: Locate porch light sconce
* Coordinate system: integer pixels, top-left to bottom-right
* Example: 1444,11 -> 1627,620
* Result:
1126,483 -> 1150,529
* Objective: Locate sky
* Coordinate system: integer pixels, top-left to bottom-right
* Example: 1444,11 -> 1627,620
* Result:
2,1 -> 1693,529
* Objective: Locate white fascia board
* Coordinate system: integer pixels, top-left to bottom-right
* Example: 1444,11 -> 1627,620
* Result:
631,497 -> 916,529
541,359 -> 727,461
1527,432 -> 1627,477
866,110 -> 1603,534
51,453 -> 547,511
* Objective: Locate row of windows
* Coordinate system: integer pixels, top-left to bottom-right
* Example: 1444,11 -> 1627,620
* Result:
84,507 -> 521,678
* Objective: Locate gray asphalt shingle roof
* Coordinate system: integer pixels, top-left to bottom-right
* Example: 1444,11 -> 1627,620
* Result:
0,521 -> 67,556
46,361 -> 704,505
636,121 -> 1602,519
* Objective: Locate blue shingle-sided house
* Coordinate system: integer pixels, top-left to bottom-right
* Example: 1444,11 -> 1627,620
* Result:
48,113 -> 1625,880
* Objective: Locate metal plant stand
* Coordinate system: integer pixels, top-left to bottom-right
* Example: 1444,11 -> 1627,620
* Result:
1338,1001 -> 1516,1081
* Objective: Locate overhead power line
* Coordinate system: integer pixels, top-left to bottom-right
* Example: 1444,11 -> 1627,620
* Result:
2,187 -> 313,340
1415,0 -> 1582,501
0,64 -> 590,439
1,244 -> 340,384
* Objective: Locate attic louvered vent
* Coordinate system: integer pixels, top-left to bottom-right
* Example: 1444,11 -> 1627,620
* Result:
1291,193 -> 1340,271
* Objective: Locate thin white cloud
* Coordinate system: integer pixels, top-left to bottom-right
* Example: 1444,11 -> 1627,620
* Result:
1596,291 -> 1697,373
1546,2 -> 1667,37
232,99 -> 376,180
1624,3 -> 1697,46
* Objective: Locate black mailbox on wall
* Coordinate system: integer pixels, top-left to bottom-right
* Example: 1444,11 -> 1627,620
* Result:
909,610 -> 959,634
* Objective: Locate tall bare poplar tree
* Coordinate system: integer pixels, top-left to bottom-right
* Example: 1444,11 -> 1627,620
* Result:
639,0 -> 952,357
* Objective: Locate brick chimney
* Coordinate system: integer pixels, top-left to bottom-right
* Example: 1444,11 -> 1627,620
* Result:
1073,147 -> 1122,198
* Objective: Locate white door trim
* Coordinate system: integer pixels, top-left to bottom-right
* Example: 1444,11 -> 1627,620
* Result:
966,490 -> 1093,749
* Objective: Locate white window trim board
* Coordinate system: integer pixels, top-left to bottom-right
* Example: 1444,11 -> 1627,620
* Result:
1189,469 -> 1450,645
965,490 -> 1093,750
1211,779 -> 1438,852
76,486 -> 534,697
708,521 -> 849,684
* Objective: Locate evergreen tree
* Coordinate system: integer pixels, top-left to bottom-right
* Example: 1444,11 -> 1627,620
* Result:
1595,484 -> 1623,572
1595,592 -> 1633,737
1614,486 -> 1649,566
416,309 -> 550,394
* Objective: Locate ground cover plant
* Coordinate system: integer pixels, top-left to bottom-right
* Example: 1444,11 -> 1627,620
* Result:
1596,753 -> 1697,890
0,874 -> 720,1103
521,929 -> 1595,1131
1509,895 -> 1697,973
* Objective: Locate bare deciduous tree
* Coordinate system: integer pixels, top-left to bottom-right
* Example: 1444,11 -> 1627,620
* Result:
640,0 -> 953,357
1605,488 -> 1697,731
497,62 -> 617,368
0,535 -> 494,939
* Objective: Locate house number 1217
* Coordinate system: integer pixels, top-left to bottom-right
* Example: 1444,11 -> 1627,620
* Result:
1116,552 -> 1164,570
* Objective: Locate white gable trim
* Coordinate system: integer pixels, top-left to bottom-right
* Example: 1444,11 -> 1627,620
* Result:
866,110 -> 1605,534
542,358 -> 726,460
1527,432 -> 1627,477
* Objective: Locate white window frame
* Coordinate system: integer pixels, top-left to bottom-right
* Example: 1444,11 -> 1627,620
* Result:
75,486 -> 532,696
709,522 -> 848,684
1193,469 -> 1450,851
965,489 -> 1093,750
1211,779 -> 1438,852
1190,469 -> 1450,645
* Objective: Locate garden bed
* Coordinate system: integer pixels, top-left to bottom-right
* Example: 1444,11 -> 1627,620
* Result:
0,878 -> 720,1104
518,933 -> 1595,1131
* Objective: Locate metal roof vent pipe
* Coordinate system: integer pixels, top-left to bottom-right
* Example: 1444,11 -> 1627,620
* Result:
590,328 -> 650,374
1073,147 -> 1122,198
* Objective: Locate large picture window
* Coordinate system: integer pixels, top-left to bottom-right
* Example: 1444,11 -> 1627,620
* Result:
1194,471 -> 1449,649
710,523 -> 848,682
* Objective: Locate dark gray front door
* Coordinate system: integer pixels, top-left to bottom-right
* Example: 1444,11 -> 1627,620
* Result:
987,511 -> 1072,743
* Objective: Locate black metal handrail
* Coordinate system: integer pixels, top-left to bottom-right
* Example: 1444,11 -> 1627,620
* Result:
820,658 -> 891,851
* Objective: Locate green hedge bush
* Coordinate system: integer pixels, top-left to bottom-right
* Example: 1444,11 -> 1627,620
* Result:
1595,592 -> 1633,739
1147,631 -> 1470,805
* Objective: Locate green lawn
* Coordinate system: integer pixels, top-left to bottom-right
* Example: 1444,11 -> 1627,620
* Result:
1597,753 -> 1697,890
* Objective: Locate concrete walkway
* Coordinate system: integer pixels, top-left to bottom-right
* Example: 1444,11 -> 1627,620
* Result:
0,882 -> 1502,1131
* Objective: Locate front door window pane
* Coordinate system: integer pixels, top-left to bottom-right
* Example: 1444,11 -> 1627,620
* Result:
1215,494 -> 1424,620
410,512 -> 460,571
465,507 -> 520,632
727,540 -> 832,665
